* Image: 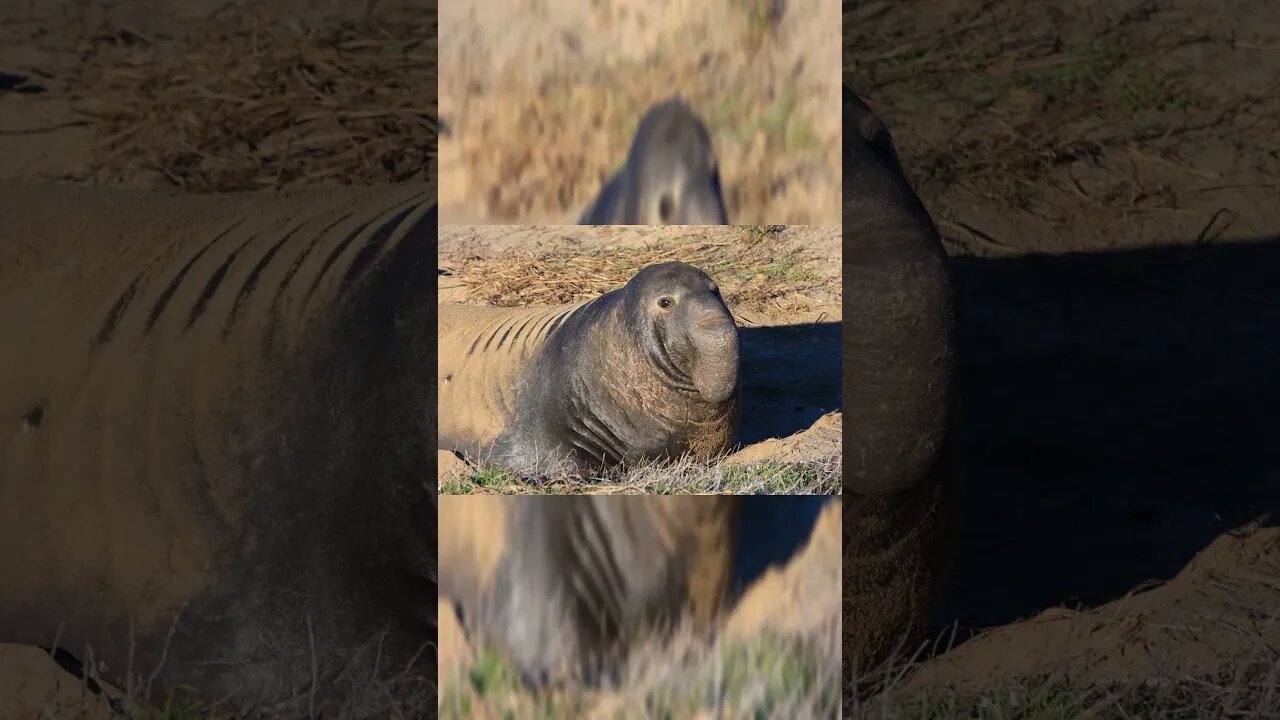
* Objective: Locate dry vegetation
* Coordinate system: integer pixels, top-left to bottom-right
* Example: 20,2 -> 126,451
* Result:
4,1 -> 437,191
851,667 -> 1280,720
845,0 -> 1280,255
445,225 -> 832,317
844,633 -> 1280,720
441,625 -> 841,720
437,0 -> 841,224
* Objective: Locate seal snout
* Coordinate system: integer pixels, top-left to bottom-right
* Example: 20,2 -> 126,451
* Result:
685,303 -> 740,405
692,310 -> 730,331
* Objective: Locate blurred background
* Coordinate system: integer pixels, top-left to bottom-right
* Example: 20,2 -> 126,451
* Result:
438,0 -> 842,225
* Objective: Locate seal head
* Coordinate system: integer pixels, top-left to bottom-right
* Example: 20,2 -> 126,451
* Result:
620,261 -> 739,404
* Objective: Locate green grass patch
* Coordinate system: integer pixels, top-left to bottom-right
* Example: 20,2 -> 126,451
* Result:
758,250 -> 818,283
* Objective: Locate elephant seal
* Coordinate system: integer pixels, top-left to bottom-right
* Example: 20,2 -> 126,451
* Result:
438,261 -> 741,475
577,98 -> 729,225
841,86 -> 961,684
0,182 -> 438,715
439,496 -> 739,686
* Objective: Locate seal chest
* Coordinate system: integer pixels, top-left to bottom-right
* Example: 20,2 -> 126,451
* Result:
438,261 -> 742,475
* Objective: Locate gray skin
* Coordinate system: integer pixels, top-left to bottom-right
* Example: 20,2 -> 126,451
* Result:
444,496 -> 739,688
841,87 -> 961,679
842,87 -> 958,497
487,262 -> 742,474
577,98 -> 729,225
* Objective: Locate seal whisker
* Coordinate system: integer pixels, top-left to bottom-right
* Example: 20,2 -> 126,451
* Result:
648,336 -> 698,393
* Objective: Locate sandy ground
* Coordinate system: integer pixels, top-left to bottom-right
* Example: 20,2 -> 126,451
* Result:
437,224 -> 842,482
437,0 -> 841,225
845,0 -> 1280,700
0,646 -> 116,720
0,0 -> 435,191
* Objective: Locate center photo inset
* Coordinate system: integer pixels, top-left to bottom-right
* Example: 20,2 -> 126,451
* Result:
437,224 -> 841,495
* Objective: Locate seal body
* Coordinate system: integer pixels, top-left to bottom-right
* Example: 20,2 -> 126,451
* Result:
438,261 -> 741,474
841,86 -> 961,684
439,496 -> 739,686
578,98 -> 729,225
0,182 -> 438,714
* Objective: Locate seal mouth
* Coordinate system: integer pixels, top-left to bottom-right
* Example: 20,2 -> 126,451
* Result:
687,311 -> 739,404
693,372 -> 737,405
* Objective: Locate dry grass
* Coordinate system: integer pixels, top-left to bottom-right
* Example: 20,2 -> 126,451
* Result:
448,68 -> 827,224
843,1 -> 1279,251
14,0 -> 437,191
842,614 -> 1280,719
441,453 -> 841,496
448,226 -> 828,314
439,2 -> 837,224
441,618 -> 841,719
849,659 -> 1280,720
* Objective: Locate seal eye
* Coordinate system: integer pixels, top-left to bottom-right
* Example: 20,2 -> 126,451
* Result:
657,297 -> 674,309
657,194 -> 675,223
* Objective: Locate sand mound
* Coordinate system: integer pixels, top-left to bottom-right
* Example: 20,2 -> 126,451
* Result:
0,645 -> 115,720
726,498 -> 842,640
908,525 -> 1280,690
725,411 -> 841,467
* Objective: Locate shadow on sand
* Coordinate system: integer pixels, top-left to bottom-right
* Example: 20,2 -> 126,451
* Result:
727,322 -> 838,603
940,236 -> 1280,632
737,321 -> 842,446
732,496 -> 836,597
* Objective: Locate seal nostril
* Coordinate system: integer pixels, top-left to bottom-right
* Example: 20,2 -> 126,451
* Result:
21,404 -> 44,432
